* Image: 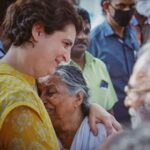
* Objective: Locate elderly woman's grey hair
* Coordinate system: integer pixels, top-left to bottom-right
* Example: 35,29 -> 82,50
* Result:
55,65 -> 90,116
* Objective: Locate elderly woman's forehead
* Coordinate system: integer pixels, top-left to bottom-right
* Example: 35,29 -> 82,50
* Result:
48,75 -> 64,84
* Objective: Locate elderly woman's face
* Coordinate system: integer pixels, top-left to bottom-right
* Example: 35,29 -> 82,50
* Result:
32,24 -> 76,78
39,76 -> 80,125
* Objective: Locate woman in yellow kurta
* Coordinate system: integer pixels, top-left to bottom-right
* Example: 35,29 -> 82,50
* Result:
0,0 -> 82,149
0,63 -> 59,149
0,0 -> 122,149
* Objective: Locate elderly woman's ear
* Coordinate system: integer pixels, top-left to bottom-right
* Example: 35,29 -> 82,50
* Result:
74,91 -> 84,108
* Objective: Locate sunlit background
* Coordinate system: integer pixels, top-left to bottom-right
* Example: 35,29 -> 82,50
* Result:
68,0 -> 104,29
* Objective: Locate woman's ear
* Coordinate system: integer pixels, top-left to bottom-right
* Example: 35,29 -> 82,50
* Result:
31,23 -> 44,43
74,91 -> 84,108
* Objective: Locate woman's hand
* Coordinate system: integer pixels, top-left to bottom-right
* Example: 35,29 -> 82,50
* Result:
88,103 -> 122,136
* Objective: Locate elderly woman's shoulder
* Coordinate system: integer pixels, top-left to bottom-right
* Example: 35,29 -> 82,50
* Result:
80,117 -> 107,136
77,117 -> 107,147
70,117 -> 107,150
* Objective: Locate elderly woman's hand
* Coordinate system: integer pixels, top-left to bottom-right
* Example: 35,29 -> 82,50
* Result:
89,103 -> 122,136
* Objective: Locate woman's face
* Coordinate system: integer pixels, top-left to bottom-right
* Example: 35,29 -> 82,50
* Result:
40,76 -> 79,127
32,24 -> 76,78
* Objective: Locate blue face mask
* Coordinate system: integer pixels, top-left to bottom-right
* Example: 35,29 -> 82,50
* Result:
110,4 -> 135,27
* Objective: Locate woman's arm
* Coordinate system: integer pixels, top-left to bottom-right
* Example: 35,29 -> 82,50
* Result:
88,103 -> 122,136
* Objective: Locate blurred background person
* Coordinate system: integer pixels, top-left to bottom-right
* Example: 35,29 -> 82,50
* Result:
0,0 -> 16,58
70,7 -> 117,113
89,0 -> 139,125
38,65 -> 107,150
130,0 -> 150,46
125,42 -> 150,129
99,42 -> 150,150
99,123 -> 150,150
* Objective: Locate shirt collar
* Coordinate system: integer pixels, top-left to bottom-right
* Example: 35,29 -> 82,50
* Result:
101,20 -> 115,37
70,51 -> 95,70
84,51 -> 95,64
102,20 -> 132,38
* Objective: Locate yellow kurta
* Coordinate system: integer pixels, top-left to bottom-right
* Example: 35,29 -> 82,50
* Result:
0,62 -> 59,150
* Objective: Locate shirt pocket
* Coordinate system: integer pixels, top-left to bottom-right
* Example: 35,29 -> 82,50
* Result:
90,80 -> 109,108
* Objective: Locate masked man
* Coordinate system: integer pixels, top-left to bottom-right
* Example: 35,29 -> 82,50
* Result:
89,0 -> 139,125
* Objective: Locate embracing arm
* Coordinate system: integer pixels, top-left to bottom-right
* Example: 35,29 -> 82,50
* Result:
88,103 -> 122,136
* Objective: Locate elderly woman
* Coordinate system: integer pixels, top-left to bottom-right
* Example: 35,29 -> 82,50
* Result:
38,65 -> 107,150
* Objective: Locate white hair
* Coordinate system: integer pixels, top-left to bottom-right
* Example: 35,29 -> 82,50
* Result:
136,0 -> 150,17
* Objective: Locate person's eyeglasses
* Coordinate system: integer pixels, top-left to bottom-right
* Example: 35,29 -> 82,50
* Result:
125,85 -> 150,105
125,85 -> 150,95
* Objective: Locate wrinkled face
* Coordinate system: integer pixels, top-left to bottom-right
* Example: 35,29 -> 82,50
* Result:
125,55 -> 150,128
32,24 -> 76,78
39,76 -> 79,128
71,21 -> 90,57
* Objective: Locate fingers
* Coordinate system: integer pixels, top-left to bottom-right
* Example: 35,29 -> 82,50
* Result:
112,117 -> 122,132
103,115 -> 122,136
103,116 -> 114,136
88,114 -> 98,136
88,103 -> 122,136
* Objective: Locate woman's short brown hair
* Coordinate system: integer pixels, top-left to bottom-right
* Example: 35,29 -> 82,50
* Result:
2,0 -> 82,48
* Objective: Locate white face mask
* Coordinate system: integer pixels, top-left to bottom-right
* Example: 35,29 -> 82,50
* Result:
136,0 -> 150,17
